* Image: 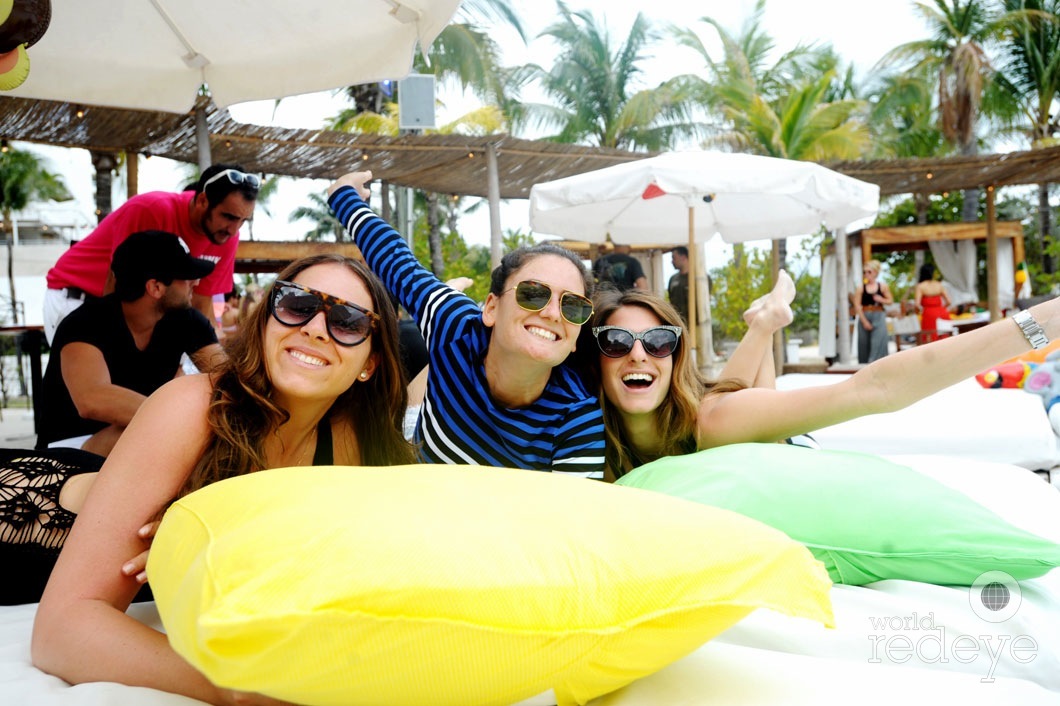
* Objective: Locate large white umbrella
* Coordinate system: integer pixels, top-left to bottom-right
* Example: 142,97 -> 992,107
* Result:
9,0 -> 463,113
529,151 -> 880,360
529,151 -> 879,245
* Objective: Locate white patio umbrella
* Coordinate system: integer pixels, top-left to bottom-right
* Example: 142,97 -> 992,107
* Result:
529,151 -> 880,359
9,0 -> 463,113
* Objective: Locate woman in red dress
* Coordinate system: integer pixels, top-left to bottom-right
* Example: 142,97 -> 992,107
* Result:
914,263 -> 951,342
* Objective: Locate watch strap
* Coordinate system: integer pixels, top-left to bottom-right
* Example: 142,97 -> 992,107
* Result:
1013,310 -> 1049,350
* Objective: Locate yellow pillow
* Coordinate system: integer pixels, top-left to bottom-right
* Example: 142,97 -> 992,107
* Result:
149,465 -> 833,706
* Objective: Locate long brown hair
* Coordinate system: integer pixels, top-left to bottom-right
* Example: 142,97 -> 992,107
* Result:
587,290 -> 743,478
182,255 -> 415,494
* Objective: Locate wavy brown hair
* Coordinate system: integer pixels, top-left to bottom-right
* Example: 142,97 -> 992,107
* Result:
586,290 -> 744,479
180,255 -> 414,495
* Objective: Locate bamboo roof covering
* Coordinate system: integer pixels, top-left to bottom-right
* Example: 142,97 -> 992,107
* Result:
5,95 -> 1060,199
827,146 -> 1060,196
0,96 -> 647,199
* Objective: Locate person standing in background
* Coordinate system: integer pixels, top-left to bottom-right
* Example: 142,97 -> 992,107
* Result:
854,259 -> 894,363
42,164 -> 259,343
593,243 -> 647,292
667,246 -> 690,324
914,263 -> 951,342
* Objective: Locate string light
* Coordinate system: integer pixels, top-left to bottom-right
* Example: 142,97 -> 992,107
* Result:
0,140 -> 8,153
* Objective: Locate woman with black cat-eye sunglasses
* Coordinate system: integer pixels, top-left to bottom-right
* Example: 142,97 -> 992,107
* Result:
591,270 -> 1060,482
328,170 -> 606,479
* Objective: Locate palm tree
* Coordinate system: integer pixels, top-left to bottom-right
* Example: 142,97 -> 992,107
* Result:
864,68 -> 950,223
878,0 -> 1024,222
0,146 -> 71,323
519,2 -> 702,150
991,0 -> 1060,272
288,192 -> 345,242
677,4 -> 870,268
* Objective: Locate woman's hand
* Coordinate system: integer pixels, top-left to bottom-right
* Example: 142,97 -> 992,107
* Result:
327,171 -> 373,200
120,520 -> 159,584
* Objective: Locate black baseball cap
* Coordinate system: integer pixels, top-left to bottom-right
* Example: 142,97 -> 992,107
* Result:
111,230 -> 216,284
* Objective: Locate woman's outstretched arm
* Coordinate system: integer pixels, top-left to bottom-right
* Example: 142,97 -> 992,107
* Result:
696,298 -> 1060,449
30,375 -> 227,703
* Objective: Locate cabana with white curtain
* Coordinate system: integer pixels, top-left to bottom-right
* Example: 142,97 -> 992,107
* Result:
818,221 -> 1029,361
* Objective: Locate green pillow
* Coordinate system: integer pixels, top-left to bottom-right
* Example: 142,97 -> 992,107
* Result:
617,443 -> 1060,586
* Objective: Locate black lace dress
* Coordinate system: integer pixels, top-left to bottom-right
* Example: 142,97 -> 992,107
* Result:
0,448 -> 106,605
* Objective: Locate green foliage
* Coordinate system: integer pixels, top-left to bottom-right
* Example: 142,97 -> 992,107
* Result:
870,189 -> 1037,301
411,221 -> 495,302
0,147 -> 71,219
288,193 -> 345,241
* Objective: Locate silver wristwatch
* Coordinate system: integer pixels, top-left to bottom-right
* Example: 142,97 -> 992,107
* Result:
1013,310 -> 1050,349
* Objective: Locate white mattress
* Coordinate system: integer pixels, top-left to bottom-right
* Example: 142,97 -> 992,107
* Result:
3,456 -> 1058,706
777,374 -> 1060,470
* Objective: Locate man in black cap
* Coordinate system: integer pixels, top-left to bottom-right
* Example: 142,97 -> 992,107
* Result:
36,230 -> 223,456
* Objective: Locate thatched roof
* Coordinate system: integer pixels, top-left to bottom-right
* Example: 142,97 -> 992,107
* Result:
827,146 -> 1060,196
0,96 -> 647,199
5,95 -> 1060,200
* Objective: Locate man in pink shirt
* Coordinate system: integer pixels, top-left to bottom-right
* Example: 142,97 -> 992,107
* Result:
43,163 -> 259,343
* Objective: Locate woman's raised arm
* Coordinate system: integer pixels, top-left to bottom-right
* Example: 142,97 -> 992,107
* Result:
696,298 -> 1060,449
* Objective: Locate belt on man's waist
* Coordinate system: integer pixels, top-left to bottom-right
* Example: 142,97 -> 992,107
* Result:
862,305 -> 884,312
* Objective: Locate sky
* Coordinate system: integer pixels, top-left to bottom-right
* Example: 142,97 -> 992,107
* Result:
22,0 -> 928,257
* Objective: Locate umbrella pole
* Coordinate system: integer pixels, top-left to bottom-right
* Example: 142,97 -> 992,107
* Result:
772,241 -> 783,377
687,207 -> 697,359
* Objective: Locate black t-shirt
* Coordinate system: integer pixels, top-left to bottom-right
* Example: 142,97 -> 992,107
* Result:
593,253 -> 645,292
37,295 -> 218,448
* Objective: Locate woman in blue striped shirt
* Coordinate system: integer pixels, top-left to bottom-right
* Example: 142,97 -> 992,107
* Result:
328,171 -> 606,478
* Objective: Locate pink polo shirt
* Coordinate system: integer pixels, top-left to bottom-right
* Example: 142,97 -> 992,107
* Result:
46,190 -> 238,297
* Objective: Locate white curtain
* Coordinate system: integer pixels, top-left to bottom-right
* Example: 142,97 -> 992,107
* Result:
818,246 -> 861,360
818,254 -> 837,359
928,240 -> 978,305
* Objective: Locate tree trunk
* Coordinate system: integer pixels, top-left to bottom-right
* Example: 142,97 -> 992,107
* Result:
959,140 -> 979,223
915,193 -> 929,225
91,151 -> 118,223
427,192 -> 444,278
1041,182 -> 1054,275
3,209 -> 16,325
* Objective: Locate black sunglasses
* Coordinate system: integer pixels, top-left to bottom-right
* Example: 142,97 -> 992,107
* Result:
269,280 -> 380,347
592,325 -> 682,358
502,279 -> 594,326
203,168 -> 262,191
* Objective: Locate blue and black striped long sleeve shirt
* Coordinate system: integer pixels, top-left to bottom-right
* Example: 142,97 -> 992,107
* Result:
329,187 -> 605,478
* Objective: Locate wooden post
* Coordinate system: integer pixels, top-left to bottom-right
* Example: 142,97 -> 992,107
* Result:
986,185 -> 1000,321
835,229 -> 851,364
487,142 -> 502,270
771,241 -> 783,376
125,152 -> 138,198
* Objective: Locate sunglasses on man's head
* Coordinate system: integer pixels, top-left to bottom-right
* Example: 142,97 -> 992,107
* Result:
502,279 -> 594,326
269,280 -> 379,347
592,325 -> 682,358
203,168 -> 262,192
